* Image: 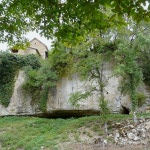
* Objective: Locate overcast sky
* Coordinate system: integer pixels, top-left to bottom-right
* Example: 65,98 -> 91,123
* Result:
0,31 -> 52,51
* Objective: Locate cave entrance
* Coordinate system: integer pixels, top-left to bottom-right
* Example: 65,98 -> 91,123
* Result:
121,106 -> 130,114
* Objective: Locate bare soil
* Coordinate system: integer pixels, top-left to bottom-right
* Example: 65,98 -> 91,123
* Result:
60,142 -> 150,150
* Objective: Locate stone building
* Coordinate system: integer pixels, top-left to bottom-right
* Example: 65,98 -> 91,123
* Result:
11,38 -> 48,59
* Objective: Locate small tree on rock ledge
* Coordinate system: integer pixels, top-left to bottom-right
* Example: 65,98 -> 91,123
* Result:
68,37 -> 114,133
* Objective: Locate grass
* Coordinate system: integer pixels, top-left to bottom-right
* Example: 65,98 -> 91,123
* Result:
0,113 -> 149,150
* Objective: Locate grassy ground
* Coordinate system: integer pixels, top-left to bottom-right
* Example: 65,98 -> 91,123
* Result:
0,114 -> 149,150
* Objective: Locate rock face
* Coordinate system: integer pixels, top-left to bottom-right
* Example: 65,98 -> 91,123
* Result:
0,62 -> 150,117
0,71 -> 35,116
47,62 -> 123,115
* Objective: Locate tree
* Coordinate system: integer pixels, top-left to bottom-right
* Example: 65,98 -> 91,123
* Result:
114,40 -> 143,122
0,0 -> 149,44
66,36 -> 115,135
133,22 -> 150,87
114,21 -> 150,122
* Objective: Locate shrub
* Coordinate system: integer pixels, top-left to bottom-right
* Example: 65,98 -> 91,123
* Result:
23,59 -> 59,112
136,93 -> 146,107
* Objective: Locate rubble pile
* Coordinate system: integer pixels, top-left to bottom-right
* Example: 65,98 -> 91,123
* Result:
110,117 -> 150,145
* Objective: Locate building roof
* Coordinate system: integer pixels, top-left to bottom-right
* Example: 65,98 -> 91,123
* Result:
30,38 -> 49,51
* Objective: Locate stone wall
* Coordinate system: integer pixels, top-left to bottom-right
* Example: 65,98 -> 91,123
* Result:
13,38 -> 48,59
17,47 -> 39,57
29,38 -> 48,59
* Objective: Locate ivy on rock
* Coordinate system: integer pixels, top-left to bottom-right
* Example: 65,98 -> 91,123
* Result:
23,59 -> 59,112
0,52 -> 40,107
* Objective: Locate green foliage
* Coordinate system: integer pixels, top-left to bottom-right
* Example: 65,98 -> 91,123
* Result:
0,0 -> 149,44
39,88 -> 49,112
142,62 -> 150,86
0,52 -> 40,107
99,98 -> 110,125
113,21 -> 150,113
135,93 -> 146,107
71,37 -> 114,80
115,43 -> 143,91
0,114 -> 149,149
24,59 -> 59,112
114,38 -> 143,111
0,52 -> 18,106
11,40 -> 30,50
134,30 -> 150,87
69,91 -> 91,108
0,116 -> 102,149
21,54 -> 41,69
99,98 -> 110,116
49,42 -> 73,77
114,22 -> 150,112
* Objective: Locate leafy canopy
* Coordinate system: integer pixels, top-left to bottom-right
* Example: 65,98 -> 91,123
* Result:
0,0 -> 149,44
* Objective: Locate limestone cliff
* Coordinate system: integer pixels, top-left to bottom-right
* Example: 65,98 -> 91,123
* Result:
0,63 -> 149,117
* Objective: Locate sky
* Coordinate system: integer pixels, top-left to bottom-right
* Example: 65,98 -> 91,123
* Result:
0,31 -> 52,51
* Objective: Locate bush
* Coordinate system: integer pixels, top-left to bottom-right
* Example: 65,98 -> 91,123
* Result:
136,93 -> 146,107
23,59 -> 59,112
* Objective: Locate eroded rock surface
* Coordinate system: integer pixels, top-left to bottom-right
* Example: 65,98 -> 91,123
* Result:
0,62 -> 150,117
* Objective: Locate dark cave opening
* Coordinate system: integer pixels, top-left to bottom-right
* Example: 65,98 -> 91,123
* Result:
121,106 -> 130,114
